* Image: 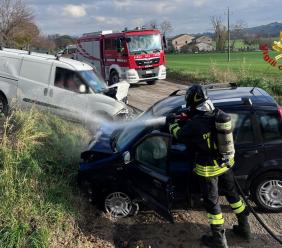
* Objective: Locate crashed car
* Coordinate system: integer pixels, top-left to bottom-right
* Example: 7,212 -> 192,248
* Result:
0,48 -> 129,121
78,84 -> 282,221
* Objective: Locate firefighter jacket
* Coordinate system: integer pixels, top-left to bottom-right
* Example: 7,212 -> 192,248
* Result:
169,110 -> 234,177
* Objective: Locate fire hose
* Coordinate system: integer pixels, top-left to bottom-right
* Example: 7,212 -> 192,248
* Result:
234,176 -> 282,245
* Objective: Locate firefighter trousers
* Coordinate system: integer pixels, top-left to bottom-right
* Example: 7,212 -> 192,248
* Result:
198,169 -> 247,225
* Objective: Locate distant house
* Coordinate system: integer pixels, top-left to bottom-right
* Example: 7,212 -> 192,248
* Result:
195,36 -> 213,45
167,34 -> 195,52
184,35 -> 214,52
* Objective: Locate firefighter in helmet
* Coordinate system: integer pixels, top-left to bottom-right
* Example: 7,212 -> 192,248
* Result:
168,84 -> 251,248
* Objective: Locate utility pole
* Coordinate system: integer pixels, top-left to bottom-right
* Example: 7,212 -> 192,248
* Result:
227,7 -> 231,62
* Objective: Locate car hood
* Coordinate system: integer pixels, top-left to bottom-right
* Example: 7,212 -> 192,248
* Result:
87,124 -> 118,154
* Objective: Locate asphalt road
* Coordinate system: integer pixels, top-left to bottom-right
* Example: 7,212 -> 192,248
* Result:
127,80 -> 187,111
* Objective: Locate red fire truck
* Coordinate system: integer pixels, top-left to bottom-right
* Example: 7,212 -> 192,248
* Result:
75,28 -> 166,85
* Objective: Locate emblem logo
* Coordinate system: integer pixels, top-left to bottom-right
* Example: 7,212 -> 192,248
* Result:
194,93 -> 202,102
272,31 -> 282,61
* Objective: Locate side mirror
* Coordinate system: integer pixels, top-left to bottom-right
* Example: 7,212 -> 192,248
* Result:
79,84 -> 87,93
163,35 -> 167,50
123,151 -> 131,164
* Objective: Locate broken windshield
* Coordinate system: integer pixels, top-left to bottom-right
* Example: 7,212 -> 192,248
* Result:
79,69 -> 108,93
127,34 -> 162,54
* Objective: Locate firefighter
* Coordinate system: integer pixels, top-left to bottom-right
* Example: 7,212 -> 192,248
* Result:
168,84 -> 251,248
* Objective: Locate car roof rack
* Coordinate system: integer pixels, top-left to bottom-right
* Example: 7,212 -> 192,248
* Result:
169,83 -> 238,97
204,82 -> 237,90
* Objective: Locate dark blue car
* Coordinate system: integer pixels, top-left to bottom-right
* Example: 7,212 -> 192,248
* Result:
78,85 -> 282,221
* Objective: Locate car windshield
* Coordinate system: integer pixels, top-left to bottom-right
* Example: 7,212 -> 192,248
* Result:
127,34 -> 162,54
115,126 -> 145,151
79,69 -> 108,93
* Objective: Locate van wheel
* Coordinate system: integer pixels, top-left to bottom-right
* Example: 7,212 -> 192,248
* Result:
147,80 -> 156,85
109,71 -> 119,85
104,191 -> 139,218
251,172 -> 282,212
0,94 -> 8,116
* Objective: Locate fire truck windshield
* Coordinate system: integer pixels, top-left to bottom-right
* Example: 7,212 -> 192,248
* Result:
79,70 -> 108,93
127,34 -> 162,54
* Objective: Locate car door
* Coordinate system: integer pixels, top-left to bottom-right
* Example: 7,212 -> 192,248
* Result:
48,65 -> 89,121
126,132 -> 175,222
255,108 -> 282,165
226,110 -> 265,190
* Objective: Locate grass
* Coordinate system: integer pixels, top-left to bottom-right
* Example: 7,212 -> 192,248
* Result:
166,51 -> 282,79
0,108 -> 91,247
166,52 -> 282,103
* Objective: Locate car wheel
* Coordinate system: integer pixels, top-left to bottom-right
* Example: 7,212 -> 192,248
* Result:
251,172 -> 282,212
109,70 -> 119,85
0,94 -> 8,116
104,191 -> 139,218
147,80 -> 156,85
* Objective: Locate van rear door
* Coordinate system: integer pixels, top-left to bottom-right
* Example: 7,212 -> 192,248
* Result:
19,59 -> 52,111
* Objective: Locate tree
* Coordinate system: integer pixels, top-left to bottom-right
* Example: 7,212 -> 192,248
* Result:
12,21 -> 39,49
230,20 -> 247,51
52,35 -> 76,49
160,20 -> 173,36
211,16 -> 228,51
0,0 -> 34,47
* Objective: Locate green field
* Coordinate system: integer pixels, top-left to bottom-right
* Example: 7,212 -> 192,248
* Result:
166,52 -> 282,79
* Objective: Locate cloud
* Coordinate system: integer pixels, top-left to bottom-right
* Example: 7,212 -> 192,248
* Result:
63,4 -> 86,18
94,16 -> 124,26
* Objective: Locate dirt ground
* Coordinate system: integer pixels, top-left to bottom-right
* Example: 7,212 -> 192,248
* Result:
73,80 -> 282,248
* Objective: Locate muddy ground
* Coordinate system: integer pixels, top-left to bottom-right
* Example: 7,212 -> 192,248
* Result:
73,80 -> 282,248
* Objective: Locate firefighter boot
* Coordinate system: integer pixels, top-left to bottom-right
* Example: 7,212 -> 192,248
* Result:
201,225 -> 229,248
233,213 -> 251,241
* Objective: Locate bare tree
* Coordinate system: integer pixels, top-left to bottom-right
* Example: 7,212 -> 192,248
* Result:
230,20 -> 247,51
160,20 -> 173,36
211,16 -> 228,51
0,0 -> 34,47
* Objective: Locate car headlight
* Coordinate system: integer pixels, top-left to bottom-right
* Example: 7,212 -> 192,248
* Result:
115,107 -> 129,115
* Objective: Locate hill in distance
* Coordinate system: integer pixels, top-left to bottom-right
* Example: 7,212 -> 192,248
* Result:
245,22 -> 282,37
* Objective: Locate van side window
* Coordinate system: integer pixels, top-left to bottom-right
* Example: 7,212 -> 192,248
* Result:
54,67 -> 86,93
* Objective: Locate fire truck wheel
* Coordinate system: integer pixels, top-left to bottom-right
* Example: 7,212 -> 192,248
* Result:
109,70 -> 119,85
147,80 -> 156,85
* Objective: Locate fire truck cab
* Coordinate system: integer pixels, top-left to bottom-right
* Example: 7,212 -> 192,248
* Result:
75,29 -> 166,85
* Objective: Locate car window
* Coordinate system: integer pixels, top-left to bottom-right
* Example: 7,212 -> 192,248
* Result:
229,113 -> 255,145
257,112 -> 282,142
54,67 -> 87,93
135,136 -> 169,175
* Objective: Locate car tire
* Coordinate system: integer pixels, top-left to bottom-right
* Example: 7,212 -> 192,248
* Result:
251,172 -> 282,212
104,190 -> 139,218
0,94 -> 8,116
109,70 -> 119,86
147,80 -> 156,85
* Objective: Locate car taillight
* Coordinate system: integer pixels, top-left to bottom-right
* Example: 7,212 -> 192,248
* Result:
279,106 -> 282,119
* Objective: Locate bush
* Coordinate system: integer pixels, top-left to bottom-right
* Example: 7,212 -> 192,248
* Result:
0,109 -> 90,247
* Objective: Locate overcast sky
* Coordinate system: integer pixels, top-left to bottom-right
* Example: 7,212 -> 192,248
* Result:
26,0 -> 282,36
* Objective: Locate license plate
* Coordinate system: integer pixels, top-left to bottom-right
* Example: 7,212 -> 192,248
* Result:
145,70 -> 153,74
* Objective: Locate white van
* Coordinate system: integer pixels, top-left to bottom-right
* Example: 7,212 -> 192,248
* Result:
0,48 -> 130,122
